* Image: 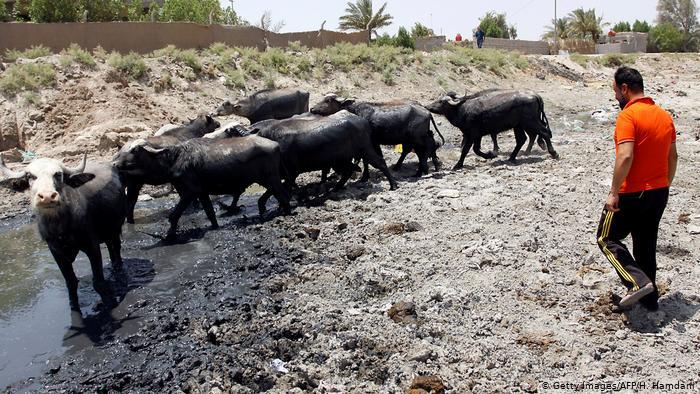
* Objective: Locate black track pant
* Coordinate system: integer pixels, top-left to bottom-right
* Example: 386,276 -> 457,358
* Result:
596,187 -> 669,305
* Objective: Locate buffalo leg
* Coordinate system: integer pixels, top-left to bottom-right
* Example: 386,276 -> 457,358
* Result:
199,193 -> 219,229
258,180 -> 291,215
84,242 -> 114,307
490,133 -> 500,153
106,236 -> 123,268
524,129 -> 537,155
51,247 -> 80,311
508,127 -> 528,162
321,168 -> 329,183
167,194 -> 196,238
125,182 -> 144,224
218,191 -> 242,214
360,146 -> 398,190
473,135 -> 497,159
453,136 -> 473,170
414,147 -> 429,177
393,146 -> 411,171
528,123 -> 559,159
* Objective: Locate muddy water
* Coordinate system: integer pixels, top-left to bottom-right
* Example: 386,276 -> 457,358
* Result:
0,193 -> 259,388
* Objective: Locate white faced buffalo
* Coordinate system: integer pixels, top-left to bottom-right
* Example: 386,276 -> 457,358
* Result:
310,94 -> 445,177
115,114 -> 220,223
113,137 -> 291,238
215,88 -> 310,123
0,154 -> 126,311
426,90 -> 559,170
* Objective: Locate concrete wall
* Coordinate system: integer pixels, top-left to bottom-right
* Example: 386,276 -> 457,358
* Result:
556,39 -> 596,54
476,37 -> 550,55
0,22 -> 369,57
598,32 -> 647,53
415,36 -> 446,52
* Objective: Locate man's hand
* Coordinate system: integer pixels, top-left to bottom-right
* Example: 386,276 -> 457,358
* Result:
605,192 -> 620,212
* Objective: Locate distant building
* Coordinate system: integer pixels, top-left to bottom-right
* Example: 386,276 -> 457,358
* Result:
596,32 -> 648,54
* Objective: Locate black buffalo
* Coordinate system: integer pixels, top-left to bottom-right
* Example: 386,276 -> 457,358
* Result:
215,88 -> 310,123
116,114 -> 220,223
426,90 -> 559,169
113,136 -> 291,238
311,94 -> 445,177
0,154 -> 126,311
227,111 -> 398,202
444,90 -> 549,155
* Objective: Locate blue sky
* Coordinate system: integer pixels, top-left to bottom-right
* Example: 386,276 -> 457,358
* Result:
223,0 -> 659,41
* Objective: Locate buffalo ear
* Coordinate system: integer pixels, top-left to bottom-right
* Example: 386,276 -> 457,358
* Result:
342,98 -> 355,106
65,173 -> 95,188
0,177 -> 30,192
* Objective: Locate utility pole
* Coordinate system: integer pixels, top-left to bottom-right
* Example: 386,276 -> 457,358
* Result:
554,0 -> 558,53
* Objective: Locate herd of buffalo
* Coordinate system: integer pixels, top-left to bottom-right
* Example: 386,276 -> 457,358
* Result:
0,87 -> 559,310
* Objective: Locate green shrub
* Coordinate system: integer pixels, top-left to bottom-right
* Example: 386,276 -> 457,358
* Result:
287,41 -> 308,52
160,0 -> 222,24
22,91 -> 42,106
0,3 -> 10,22
207,42 -> 231,56
296,57 -> 312,74
648,23 -> 684,52
260,48 -> 290,74
0,62 -> 56,97
93,45 -> 109,61
569,53 -> 590,67
5,45 -> 52,62
395,27 -> 415,49
241,57 -> 264,78
381,67 -> 395,85
151,44 -> 180,58
107,52 -> 148,80
223,68 -> 245,89
153,72 -> 173,92
80,0 -> 123,22
597,53 -> 637,67
28,0 -> 80,22
263,71 -> 276,89
444,45 -> 526,76
174,49 -> 202,73
60,43 -> 96,69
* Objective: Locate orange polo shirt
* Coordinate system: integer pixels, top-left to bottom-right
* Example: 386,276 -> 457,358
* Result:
614,97 -> 676,193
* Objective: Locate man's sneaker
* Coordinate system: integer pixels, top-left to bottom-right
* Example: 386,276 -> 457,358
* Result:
619,283 -> 655,309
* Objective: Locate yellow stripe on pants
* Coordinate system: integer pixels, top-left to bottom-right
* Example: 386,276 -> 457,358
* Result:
598,210 -> 639,290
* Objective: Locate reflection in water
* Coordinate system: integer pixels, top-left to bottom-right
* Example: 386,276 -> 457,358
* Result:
1,193 -> 257,389
0,223 -> 60,320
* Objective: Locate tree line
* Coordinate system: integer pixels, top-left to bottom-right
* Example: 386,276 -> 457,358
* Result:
542,0 -> 700,52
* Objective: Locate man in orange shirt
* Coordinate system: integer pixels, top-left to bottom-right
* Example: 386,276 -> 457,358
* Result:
597,66 -> 678,311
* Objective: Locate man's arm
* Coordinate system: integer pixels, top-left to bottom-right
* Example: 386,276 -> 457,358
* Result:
668,142 -> 678,186
606,141 -> 634,211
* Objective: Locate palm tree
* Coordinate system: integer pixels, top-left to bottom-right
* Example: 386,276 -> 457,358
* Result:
339,0 -> 393,41
568,8 -> 607,42
542,17 -> 570,40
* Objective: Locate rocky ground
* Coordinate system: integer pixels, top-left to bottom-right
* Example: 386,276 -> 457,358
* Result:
2,51 -> 700,392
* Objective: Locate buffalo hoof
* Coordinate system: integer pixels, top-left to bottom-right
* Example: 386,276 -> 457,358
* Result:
389,183 -> 399,191
484,152 -> 497,159
210,223 -> 220,230
452,164 -> 463,171
551,152 -> 560,159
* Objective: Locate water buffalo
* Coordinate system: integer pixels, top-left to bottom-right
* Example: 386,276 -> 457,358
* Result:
426,90 -> 559,169
215,88 -> 310,123
0,154 -> 126,311
226,111 -> 397,202
310,94 -> 445,177
113,137 -> 291,238
116,114 -> 220,223
444,90 -> 549,155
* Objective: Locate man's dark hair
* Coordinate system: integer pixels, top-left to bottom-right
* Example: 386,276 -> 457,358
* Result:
614,66 -> 644,92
